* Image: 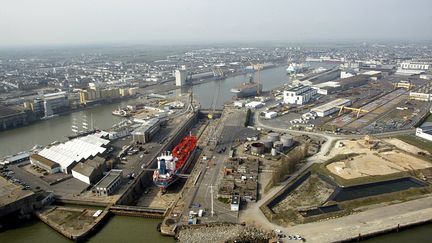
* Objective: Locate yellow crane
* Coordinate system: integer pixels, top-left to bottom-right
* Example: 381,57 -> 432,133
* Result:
336,106 -> 369,118
394,81 -> 415,90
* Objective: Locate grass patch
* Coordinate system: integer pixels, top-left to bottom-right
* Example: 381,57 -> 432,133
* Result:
340,186 -> 432,210
217,197 -> 230,204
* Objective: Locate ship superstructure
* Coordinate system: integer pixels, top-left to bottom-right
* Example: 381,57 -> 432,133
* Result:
153,133 -> 197,190
231,75 -> 263,98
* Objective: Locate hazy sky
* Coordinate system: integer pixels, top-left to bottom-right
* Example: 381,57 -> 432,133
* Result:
1,0 -> 432,46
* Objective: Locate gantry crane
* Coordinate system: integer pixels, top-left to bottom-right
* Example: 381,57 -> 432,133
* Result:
336,106 -> 369,118
250,63 -> 263,95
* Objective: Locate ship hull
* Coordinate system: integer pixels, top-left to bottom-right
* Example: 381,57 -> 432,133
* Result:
231,84 -> 263,98
153,146 -> 197,189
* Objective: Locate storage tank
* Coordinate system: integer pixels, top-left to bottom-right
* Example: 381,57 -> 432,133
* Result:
273,141 -> 283,151
271,148 -> 278,156
281,135 -> 294,147
261,139 -> 273,149
250,142 -> 265,155
267,132 -> 280,142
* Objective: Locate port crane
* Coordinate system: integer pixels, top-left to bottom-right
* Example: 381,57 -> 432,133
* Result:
394,81 -> 415,90
251,63 -> 263,95
336,106 -> 369,118
208,73 -> 221,119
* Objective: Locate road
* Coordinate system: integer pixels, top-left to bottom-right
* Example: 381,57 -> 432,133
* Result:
238,111 -> 419,241
181,108 -> 248,223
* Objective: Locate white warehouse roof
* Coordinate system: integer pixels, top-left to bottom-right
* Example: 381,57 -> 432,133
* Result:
38,134 -> 109,171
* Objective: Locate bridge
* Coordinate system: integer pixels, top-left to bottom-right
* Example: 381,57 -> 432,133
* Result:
109,205 -> 166,218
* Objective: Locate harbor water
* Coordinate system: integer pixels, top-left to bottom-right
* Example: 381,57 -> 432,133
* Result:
0,65 -> 295,157
0,216 -> 173,243
1,63 -> 426,242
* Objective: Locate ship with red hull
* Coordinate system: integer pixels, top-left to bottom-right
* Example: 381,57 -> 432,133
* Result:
153,133 -> 197,190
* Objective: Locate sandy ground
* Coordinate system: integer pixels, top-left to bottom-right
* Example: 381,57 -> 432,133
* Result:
135,185 -> 177,208
326,139 -> 432,180
384,138 -> 431,155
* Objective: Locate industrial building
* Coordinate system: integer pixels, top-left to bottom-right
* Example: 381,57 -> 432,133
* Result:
175,66 -> 187,86
311,98 -> 352,117
283,85 -> 317,105
42,92 -> 69,117
131,118 -> 161,143
0,105 -> 29,130
29,154 -> 61,174
397,61 -> 430,75
93,169 -> 122,196
333,74 -> 370,91
30,134 -> 110,174
0,152 -> 31,165
409,92 -> 431,101
71,163 -> 98,185
79,83 -> 125,105
416,126 -> 432,142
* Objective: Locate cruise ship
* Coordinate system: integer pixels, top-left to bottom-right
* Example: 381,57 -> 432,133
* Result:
231,76 -> 263,98
153,133 -> 197,191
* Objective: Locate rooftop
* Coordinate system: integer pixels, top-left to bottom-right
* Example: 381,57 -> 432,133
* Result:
0,105 -> 23,118
30,154 -> 60,169
72,162 -> 96,177
37,134 -> 109,169
311,98 -> 351,113
95,169 -> 122,189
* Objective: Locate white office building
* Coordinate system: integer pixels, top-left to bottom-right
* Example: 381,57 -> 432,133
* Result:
175,67 -> 187,86
283,85 -> 317,105
416,126 -> 432,142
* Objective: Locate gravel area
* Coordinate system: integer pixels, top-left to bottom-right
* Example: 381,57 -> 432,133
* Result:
177,223 -> 275,243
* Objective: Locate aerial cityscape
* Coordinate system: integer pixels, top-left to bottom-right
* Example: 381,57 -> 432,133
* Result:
1,0 -> 432,243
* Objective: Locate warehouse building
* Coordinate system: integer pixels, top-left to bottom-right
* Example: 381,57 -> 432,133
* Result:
334,74 -> 370,91
131,118 -> 161,144
31,134 -> 110,174
0,105 -> 29,131
93,170 -> 122,196
29,154 -> 61,174
283,85 -> 317,105
311,98 -> 351,117
72,162 -> 98,185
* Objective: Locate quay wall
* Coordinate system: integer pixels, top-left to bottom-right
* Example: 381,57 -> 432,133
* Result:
116,111 -> 198,205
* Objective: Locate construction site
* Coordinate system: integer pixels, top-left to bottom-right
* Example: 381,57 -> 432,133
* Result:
260,135 -> 432,227
325,137 -> 432,180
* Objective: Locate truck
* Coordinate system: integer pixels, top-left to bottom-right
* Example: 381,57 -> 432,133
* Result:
198,209 -> 205,217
